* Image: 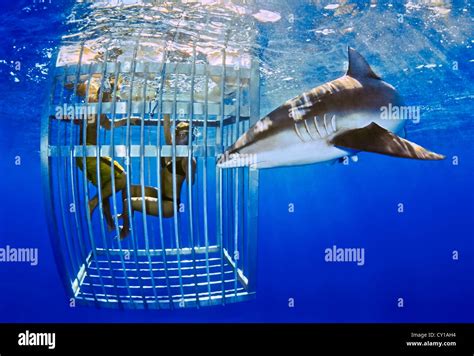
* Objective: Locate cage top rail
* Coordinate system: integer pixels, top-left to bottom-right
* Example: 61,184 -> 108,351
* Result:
55,61 -> 253,79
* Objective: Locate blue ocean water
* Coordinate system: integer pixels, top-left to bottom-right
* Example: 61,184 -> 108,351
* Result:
0,0 -> 473,322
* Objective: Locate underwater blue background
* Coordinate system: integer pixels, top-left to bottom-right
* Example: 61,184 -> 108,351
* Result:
0,0 -> 473,322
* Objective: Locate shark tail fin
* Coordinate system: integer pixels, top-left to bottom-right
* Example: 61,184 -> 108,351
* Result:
331,122 -> 445,160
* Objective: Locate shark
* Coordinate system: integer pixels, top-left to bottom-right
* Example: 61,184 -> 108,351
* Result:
217,47 -> 444,169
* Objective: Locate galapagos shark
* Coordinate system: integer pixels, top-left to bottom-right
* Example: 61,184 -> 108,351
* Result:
217,48 -> 444,169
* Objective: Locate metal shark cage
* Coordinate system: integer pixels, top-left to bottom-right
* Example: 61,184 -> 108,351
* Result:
41,34 -> 260,309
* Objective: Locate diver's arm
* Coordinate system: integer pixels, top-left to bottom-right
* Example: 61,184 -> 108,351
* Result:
163,114 -> 172,145
99,115 -> 142,130
183,158 -> 197,185
163,114 -> 172,165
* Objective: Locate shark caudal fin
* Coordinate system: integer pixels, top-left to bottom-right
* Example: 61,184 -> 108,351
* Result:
331,122 -> 445,160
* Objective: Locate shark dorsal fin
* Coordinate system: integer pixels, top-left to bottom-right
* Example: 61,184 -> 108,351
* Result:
346,47 -> 381,80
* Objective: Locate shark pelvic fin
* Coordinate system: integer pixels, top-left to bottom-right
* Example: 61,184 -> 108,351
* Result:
331,122 -> 445,160
346,47 -> 381,80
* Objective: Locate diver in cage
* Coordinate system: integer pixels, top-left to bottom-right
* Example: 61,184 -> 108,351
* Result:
55,75 -> 141,234
118,113 -> 197,238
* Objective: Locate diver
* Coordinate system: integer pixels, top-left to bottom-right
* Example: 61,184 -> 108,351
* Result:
119,113 -> 196,238
56,75 -> 140,236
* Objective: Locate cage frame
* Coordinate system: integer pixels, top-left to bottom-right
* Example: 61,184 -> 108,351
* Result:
41,37 -> 260,309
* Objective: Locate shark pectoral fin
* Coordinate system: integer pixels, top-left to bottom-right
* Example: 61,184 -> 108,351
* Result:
331,122 -> 445,160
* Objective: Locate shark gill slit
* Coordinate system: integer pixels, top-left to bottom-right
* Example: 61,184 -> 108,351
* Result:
331,114 -> 337,132
323,114 -> 330,136
307,115 -> 320,138
303,120 -> 316,140
294,122 -> 306,142
313,115 -> 324,138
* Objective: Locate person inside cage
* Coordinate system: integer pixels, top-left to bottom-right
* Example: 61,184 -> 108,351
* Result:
55,75 -> 141,236
56,74 -> 197,239
119,113 -> 197,238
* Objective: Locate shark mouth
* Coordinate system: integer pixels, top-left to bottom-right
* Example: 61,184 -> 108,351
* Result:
217,151 -> 259,169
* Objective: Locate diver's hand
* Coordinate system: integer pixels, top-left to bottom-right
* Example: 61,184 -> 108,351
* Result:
130,117 -> 141,125
119,226 -> 130,240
